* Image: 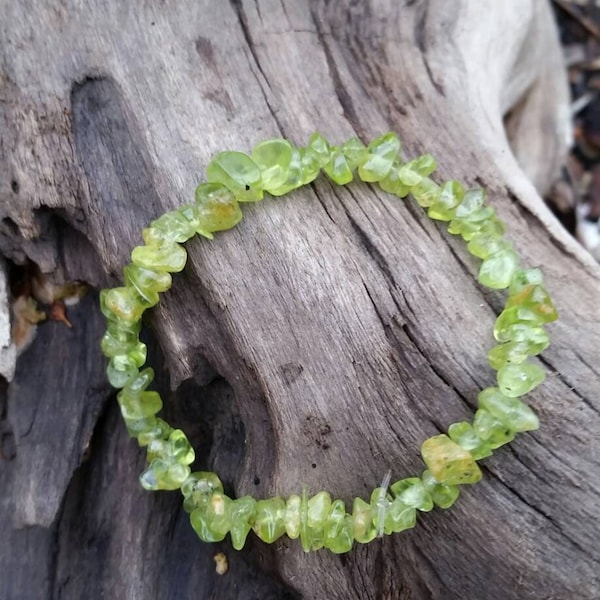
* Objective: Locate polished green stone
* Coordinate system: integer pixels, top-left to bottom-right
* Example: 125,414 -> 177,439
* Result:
106,317 -> 141,342
106,355 -> 138,388
351,497 -> 377,543
118,389 -> 162,420
390,477 -> 433,511
478,387 -> 539,432
383,497 -> 416,534
494,306 -> 546,342
169,429 -> 195,464
194,182 -> 243,237
509,268 -> 544,295
230,496 -> 257,550
504,323 -> 550,353
379,162 -> 411,197
467,234 -> 511,260
144,210 -> 196,244
252,138 -> 294,195
123,416 -> 156,439
140,458 -> 190,490
448,206 -> 496,241
506,283 -> 558,323
472,408 -> 515,449
323,147 -> 353,185
421,469 -> 460,509
421,434 -> 482,485
206,151 -> 263,202
131,242 -> 187,273
190,493 -> 232,543
306,132 -> 332,167
427,180 -> 465,221
397,153 -> 437,186
253,497 -> 286,543
497,362 -> 545,397
100,329 -> 143,358
299,147 -> 321,184
302,491 -> 331,550
278,147 -> 304,194
411,177 -> 441,208
323,501 -> 353,554
341,137 -> 367,170
447,421 -> 493,460
284,494 -> 301,539
100,286 -> 146,323
487,341 -> 530,370
478,248 -> 519,289
358,132 -> 401,182
182,471 -> 224,513
124,264 -> 172,298
137,418 -> 173,446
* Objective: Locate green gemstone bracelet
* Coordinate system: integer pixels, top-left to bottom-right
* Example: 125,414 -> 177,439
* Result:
100,132 -> 558,554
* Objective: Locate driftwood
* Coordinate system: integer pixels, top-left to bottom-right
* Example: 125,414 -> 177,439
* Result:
1,0 -> 599,598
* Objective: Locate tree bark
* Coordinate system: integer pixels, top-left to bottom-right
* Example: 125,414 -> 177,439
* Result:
1,1 -> 599,599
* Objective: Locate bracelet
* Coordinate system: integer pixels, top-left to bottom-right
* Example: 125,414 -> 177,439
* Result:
100,132 -> 557,554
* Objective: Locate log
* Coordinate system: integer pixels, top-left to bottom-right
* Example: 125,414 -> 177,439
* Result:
1,0 -> 599,598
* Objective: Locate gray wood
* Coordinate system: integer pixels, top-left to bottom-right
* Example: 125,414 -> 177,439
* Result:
1,0 -> 599,598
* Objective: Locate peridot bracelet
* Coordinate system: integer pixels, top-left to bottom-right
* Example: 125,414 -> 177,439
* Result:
99,132 -> 558,554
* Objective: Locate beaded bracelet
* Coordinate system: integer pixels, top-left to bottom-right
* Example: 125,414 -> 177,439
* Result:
100,132 -> 557,554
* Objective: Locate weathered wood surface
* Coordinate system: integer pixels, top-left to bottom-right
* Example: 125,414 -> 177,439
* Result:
1,0 -> 599,598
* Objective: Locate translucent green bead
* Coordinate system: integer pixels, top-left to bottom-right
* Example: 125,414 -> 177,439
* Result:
379,162 -> 412,197
304,491 -> 332,550
504,323 -> 550,353
144,210 -> 196,244
284,494 -> 301,539
190,492 -> 232,543
230,496 -> 257,550
341,137 -> 367,170
448,206 -> 496,241
205,151 -> 263,202
467,234 -> 511,260
351,497 -> 377,543
323,500 -> 353,554
124,264 -> 172,298
509,268 -> 544,295
358,132 -> 401,182
478,248 -> 519,289
421,470 -> 460,509
506,283 -> 558,323
106,355 -> 138,388
299,147 -> 321,184
131,242 -> 187,273
276,147 -> 304,195
106,317 -> 141,342
137,418 -> 173,446
124,416 -> 157,439
494,306 -> 546,342
478,387 -> 539,432
253,497 -> 286,543
447,421 -> 493,460
427,180 -> 465,221
383,497 -> 416,534
169,429 -> 195,464
454,188 -> 485,218
421,434 -> 482,485
411,177 -> 441,208
497,362 -> 545,397
306,132 -> 332,167
100,287 -> 146,323
487,341 -> 530,370
390,477 -> 434,511
397,153 -> 437,186
182,471 -> 224,513
472,409 -> 515,449
100,329 -> 143,358
323,147 -> 353,185
140,459 -> 190,491
251,138 -> 294,194
195,182 -> 243,237
118,389 -> 162,420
